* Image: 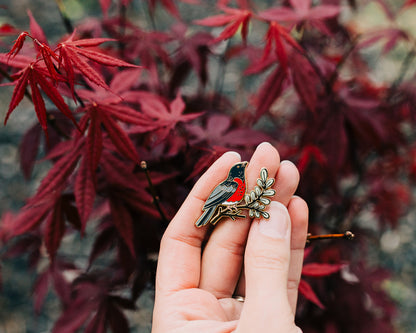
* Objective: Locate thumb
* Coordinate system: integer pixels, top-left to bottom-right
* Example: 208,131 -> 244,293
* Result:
237,201 -> 300,332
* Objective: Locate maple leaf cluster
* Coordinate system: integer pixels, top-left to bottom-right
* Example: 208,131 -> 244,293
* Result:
1,0 -> 415,331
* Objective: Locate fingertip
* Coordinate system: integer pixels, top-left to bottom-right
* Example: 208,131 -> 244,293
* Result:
288,195 -> 309,216
222,150 -> 242,160
279,160 -> 300,181
258,201 -> 290,240
256,141 -> 273,149
288,195 -> 309,247
254,142 -> 280,161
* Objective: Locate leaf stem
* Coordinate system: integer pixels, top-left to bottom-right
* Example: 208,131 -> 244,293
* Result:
387,48 -> 416,100
295,42 -> 332,95
328,37 -> 358,89
140,161 -> 169,226
306,230 -> 355,243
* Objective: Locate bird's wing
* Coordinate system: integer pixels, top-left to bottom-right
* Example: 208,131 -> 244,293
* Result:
203,180 -> 238,209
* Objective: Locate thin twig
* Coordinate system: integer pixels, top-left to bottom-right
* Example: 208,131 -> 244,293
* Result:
387,48 -> 416,100
328,37 -> 358,89
291,34 -> 332,95
118,3 -> 127,58
140,161 -> 169,226
306,231 -> 355,243
54,0 -> 74,34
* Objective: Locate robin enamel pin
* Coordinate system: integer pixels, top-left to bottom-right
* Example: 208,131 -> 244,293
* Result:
195,162 -> 276,227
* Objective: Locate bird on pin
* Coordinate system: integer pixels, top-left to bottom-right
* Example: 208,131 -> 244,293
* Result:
195,161 -> 248,227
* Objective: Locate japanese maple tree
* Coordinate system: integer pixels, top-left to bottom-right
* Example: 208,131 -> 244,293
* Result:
0,0 -> 415,332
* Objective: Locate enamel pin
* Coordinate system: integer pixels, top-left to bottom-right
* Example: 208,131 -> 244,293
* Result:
195,162 -> 276,227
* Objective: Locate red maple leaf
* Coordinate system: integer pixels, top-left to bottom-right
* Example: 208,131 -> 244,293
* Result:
168,23 -> 213,91
77,101 -> 141,164
27,10 -> 48,46
403,0 -> 416,8
0,23 -> 20,36
261,21 -> 302,70
289,50 -> 321,112
119,23 -> 171,86
149,0 -> 180,18
99,0 -> 134,16
186,114 -> 271,148
6,32 -> 29,58
6,12 -> 60,80
3,62 -> 79,138
194,6 -> 252,43
124,91 -> 203,142
74,153 -> 96,233
254,66 -> 288,119
297,145 -> 327,173
33,260 -> 75,313
56,32 -> 140,91
258,0 -> 340,33
52,272 -> 135,333
299,248 -> 345,309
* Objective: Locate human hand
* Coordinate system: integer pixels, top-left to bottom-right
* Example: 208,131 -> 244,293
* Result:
152,142 -> 308,333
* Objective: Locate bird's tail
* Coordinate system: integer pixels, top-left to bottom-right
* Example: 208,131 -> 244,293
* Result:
195,207 -> 216,227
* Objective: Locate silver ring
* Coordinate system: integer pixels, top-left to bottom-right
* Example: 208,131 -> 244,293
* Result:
232,295 -> 245,302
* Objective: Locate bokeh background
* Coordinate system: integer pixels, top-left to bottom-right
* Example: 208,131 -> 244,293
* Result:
0,0 -> 416,332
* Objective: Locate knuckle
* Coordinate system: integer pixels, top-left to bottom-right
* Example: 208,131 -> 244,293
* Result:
287,278 -> 300,292
214,237 -> 245,257
248,248 -> 289,271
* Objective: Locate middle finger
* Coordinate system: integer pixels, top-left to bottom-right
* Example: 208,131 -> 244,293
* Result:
198,142 -> 281,298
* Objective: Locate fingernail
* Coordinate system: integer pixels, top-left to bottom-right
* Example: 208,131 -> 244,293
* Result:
258,201 -> 289,239
223,151 -> 241,159
256,142 -> 272,150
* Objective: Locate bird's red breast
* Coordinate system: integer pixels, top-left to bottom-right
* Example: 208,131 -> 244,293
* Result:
225,177 -> 246,203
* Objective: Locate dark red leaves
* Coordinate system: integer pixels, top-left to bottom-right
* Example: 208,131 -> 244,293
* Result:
302,263 -> 345,277
74,156 -> 96,232
44,198 -> 66,258
86,108 -> 103,174
19,123 -> 42,179
33,269 -> 50,313
195,7 -> 252,43
57,35 -> 140,90
262,22 -> 302,69
297,145 -> 327,173
255,66 -> 287,119
6,32 -> 29,58
27,10 -> 48,46
149,0 -> 180,18
3,63 -> 79,138
289,51 -> 320,112
258,0 -> 340,25
32,139 -> 83,203
52,273 -> 133,333
100,0 -> 112,17
299,279 -> 325,309
1,1 -> 413,332
125,92 -> 203,141
100,112 -> 140,163
4,66 -> 30,125
0,23 -> 20,35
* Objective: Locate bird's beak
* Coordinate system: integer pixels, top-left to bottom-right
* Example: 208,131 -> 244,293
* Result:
242,161 -> 248,167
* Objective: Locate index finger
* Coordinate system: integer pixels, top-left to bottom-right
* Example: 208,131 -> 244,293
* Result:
155,151 -> 241,294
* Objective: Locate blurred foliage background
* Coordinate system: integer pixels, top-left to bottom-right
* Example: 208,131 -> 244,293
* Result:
0,0 -> 416,332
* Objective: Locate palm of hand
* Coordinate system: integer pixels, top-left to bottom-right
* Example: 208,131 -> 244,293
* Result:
163,289 -> 242,330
